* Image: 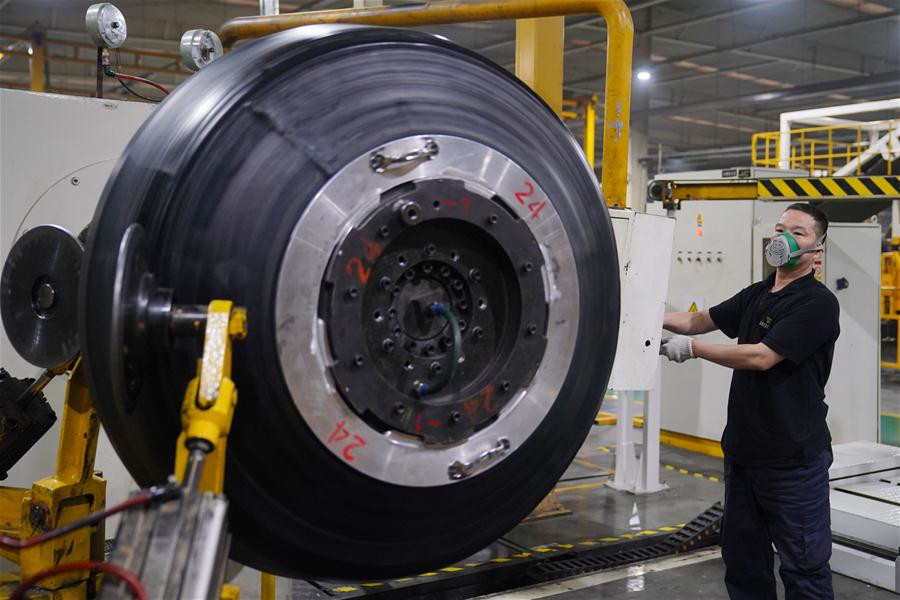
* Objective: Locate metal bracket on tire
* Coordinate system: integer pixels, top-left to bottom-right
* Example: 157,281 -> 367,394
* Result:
448,437 -> 510,480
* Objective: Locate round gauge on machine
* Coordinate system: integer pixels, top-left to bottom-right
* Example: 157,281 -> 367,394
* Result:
180,29 -> 223,72
85,3 -> 127,49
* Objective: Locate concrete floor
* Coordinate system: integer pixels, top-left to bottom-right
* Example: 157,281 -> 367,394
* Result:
272,410 -> 896,600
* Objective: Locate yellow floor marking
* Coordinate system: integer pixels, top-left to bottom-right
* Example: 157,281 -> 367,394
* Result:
554,481 -> 606,493
677,523 -> 686,527
572,457 -> 608,471
490,557 -> 513,563
556,543 -> 574,548
663,463 -> 722,483
334,587 -> 358,592
512,552 -> 532,558
579,541 -> 598,546
659,526 -> 678,532
535,547 -> 554,553
361,582 -> 384,587
600,537 -> 620,542
419,572 -> 438,577
639,530 -> 658,535
464,562 -> 482,567
620,533 -> 638,539
441,567 -> 463,572
394,578 -> 415,582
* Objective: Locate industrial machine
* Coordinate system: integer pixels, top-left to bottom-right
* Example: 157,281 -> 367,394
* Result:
0,0 -> 651,594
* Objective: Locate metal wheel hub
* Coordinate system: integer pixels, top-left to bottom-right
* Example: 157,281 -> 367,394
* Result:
322,179 -> 547,445
275,134 -> 580,487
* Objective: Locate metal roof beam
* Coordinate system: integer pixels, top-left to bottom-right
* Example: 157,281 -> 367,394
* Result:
632,71 -> 900,119
653,11 -> 898,69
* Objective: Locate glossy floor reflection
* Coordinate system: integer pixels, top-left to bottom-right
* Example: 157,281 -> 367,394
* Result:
277,396 -> 896,599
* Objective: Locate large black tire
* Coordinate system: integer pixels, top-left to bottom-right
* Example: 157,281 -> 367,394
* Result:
80,25 -> 619,578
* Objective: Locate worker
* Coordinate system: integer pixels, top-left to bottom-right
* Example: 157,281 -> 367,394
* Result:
659,202 -> 838,600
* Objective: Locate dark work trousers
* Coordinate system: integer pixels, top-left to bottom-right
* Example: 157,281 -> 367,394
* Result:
721,447 -> 834,600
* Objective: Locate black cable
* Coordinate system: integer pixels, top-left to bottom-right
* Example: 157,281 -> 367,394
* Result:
416,302 -> 461,397
0,482 -> 180,550
116,76 -> 160,103
108,50 -> 166,102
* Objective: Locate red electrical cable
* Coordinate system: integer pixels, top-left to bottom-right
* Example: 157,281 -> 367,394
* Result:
111,72 -> 170,96
11,560 -> 147,600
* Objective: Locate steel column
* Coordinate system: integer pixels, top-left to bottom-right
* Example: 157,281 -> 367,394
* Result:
515,17 -> 564,116
28,24 -> 45,92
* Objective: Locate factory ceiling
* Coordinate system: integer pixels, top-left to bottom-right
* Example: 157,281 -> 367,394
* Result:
1,0 -> 898,168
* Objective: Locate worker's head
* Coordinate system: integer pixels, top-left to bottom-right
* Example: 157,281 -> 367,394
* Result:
766,203 -> 828,271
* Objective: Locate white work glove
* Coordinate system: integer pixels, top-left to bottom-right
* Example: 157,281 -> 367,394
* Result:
659,335 -> 695,363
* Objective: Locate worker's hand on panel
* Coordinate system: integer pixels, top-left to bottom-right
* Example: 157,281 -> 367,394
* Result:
659,335 -> 695,363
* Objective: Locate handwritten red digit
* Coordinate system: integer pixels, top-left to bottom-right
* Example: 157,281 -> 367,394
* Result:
528,201 -> 546,220
514,181 -> 535,205
360,237 -> 382,263
345,257 -> 371,285
481,385 -> 496,412
463,397 -> 480,418
327,420 -> 350,444
343,435 -> 366,461
442,198 -> 458,208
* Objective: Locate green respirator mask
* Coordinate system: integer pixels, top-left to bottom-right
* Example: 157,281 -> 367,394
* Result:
765,232 -> 824,268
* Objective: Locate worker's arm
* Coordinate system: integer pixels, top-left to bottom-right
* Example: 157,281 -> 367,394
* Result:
691,340 -> 784,371
662,310 -> 718,335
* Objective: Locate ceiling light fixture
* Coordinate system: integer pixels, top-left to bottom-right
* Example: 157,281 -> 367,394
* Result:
636,69 -> 652,81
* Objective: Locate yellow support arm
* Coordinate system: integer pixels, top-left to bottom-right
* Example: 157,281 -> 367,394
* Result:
174,300 -> 247,494
218,0 -> 634,207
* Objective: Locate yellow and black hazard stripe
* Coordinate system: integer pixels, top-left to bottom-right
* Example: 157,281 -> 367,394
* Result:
758,176 -> 900,199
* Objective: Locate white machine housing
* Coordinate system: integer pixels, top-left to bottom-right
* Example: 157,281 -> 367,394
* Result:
607,209 -> 676,494
0,89 -> 155,525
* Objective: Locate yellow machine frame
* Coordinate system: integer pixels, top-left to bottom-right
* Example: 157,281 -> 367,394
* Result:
0,359 -> 106,599
217,0 -> 635,208
0,301 -> 270,599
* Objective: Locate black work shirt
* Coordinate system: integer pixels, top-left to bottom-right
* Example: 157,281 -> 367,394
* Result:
709,270 -> 840,467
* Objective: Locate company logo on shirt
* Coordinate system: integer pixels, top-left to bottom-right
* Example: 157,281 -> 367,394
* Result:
758,315 -> 773,330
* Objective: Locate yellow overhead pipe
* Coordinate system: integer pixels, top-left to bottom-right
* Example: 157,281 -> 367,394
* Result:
219,0 -> 634,208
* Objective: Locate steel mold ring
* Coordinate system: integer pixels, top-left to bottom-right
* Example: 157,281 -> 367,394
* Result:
277,135 -> 578,486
